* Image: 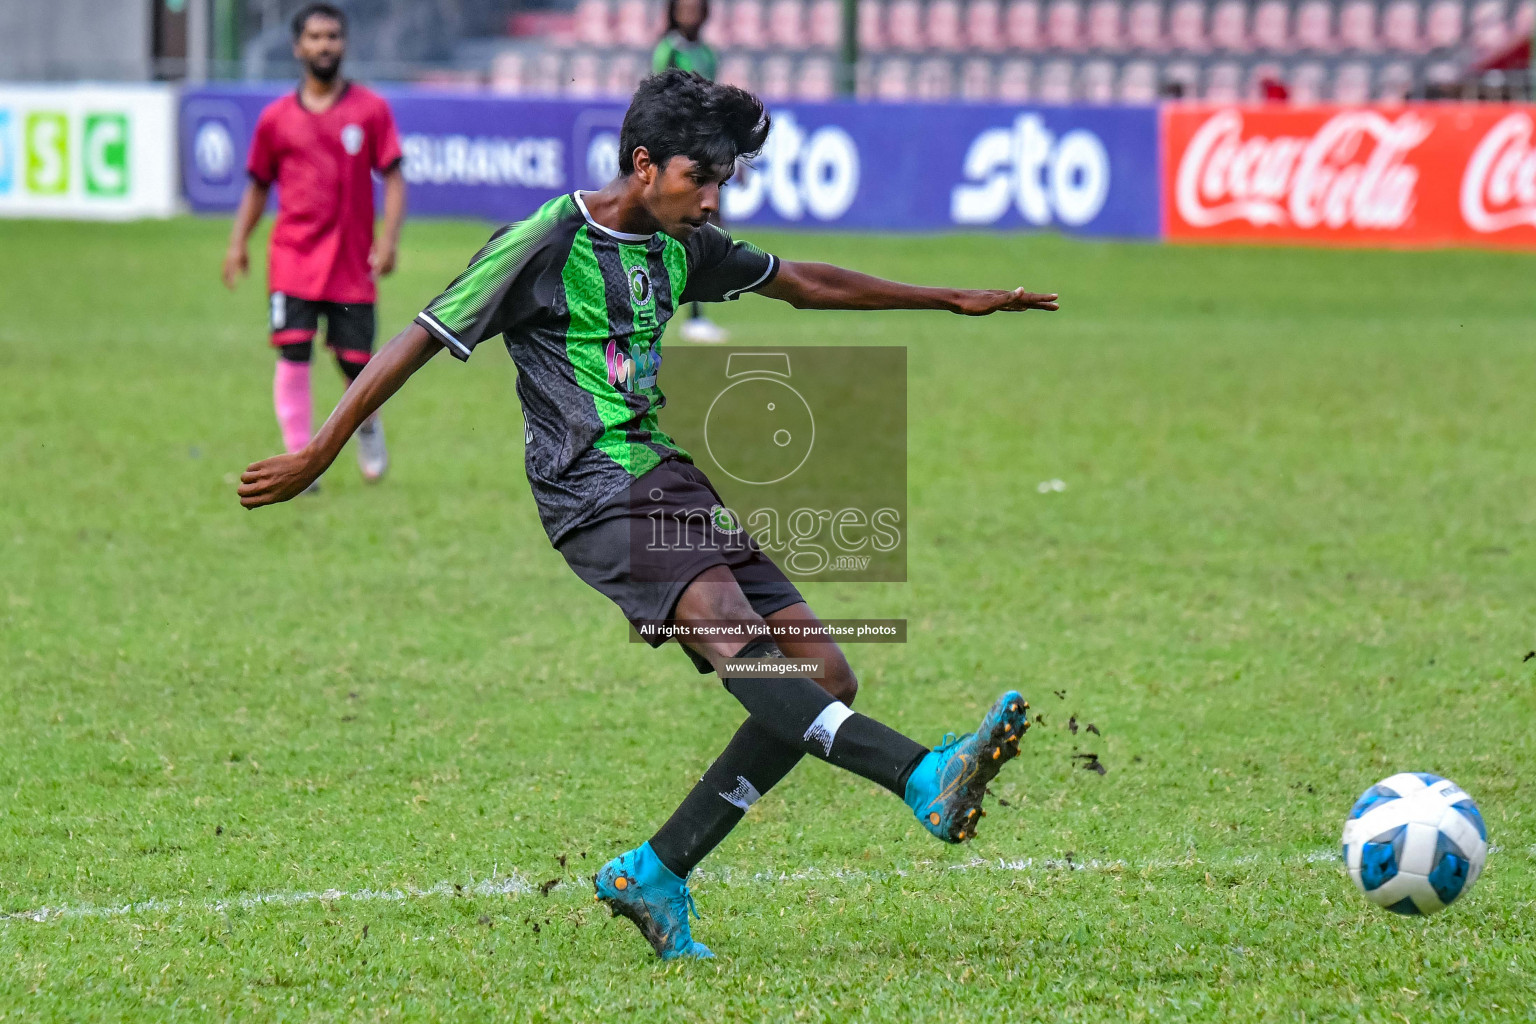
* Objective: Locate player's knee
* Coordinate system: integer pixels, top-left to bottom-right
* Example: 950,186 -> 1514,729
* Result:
819,654 -> 858,705
278,341 -> 313,363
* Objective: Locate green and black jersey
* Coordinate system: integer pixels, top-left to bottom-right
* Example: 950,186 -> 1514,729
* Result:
652,31 -> 719,81
414,192 -> 780,543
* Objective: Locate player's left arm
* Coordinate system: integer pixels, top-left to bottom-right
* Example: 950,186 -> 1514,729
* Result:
372,164 -> 407,277
759,261 -> 1058,315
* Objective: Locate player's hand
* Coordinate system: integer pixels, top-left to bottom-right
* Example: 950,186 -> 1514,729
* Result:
370,241 -> 398,278
222,247 -> 248,290
952,287 -> 1059,315
238,452 -> 321,508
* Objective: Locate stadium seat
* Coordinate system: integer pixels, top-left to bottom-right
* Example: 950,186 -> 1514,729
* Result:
1338,0 -> 1378,51
995,56 -> 1035,96
489,50 -> 526,94
528,50 -> 566,94
769,0 -> 808,47
567,50 -> 604,97
1161,57 -> 1200,95
1126,0 -> 1164,50
1333,58 -> 1372,99
1167,0 -> 1208,52
1251,0 -> 1291,51
1038,56 -> 1076,99
718,53 -> 756,89
1380,0 -> 1420,50
1045,0 -> 1085,48
614,0 -> 659,47
1204,59 -> 1243,98
1086,0 -> 1124,50
1376,58 -> 1416,99
731,0 -> 769,47
1294,0 -> 1335,51
966,0 -> 1007,51
960,55 -> 996,96
915,56 -> 958,96
574,0 -> 614,46
859,0 -> 888,51
888,0 -> 926,48
876,56 -> 914,97
1119,57 -> 1159,99
1470,0 -> 1510,54
759,53 -> 796,98
1246,58 -> 1285,95
798,54 -> 839,96
808,0 -> 842,46
1516,0 -> 1535,39
1005,0 -> 1044,49
606,51 -> 646,96
1289,59 -> 1328,103
928,0 -> 967,50
1080,57 -> 1116,100
1210,0 -> 1249,51
1423,0 -> 1464,48
703,5 -> 733,46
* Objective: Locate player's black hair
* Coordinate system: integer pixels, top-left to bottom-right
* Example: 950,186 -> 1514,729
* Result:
291,2 -> 347,40
618,70 -> 769,177
663,0 -> 711,37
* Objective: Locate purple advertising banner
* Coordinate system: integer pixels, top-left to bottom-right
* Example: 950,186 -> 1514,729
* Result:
179,85 -> 1159,236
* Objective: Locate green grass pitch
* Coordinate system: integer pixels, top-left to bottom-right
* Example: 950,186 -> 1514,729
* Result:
2,217 -> 1534,1021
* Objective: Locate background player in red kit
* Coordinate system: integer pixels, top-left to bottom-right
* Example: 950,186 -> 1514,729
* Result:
223,2 -> 406,489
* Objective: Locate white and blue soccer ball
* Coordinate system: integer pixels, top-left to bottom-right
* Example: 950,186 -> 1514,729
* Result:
1342,772 -> 1488,916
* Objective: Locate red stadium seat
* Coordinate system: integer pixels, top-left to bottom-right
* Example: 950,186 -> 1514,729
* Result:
604,51 -> 645,97
960,56 -> 996,97
1251,0 -> 1291,51
1119,58 -> 1159,99
876,56 -> 914,97
1126,0 -> 1164,50
798,55 -> 839,97
1161,57 -> 1200,96
915,56 -> 958,96
1516,0 -> 1535,39
1086,0 -> 1124,50
718,54 -> 756,89
574,0 -> 614,46
759,53 -> 796,98
1376,59 -> 1415,100
1289,59 -> 1327,103
966,0 -> 1007,50
731,0 -> 768,47
1210,0 -> 1249,51
1470,0 -> 1510,54
1080,57 -> 1116,100
1380,0 -> 1420,50
1045,0 -> 1085,48
1167,0 -> 1208,52
614,0 -> 660,47
489,51 -> 527,95
928,0 -> 967,50
887,0 -> 926,48
1038,57 -> 1075,100
1294,0 -> 1335,51
1423,0 -> 1464,48
859,0 -> 888,51
768,0 -> 808,48
566,50 -> 604,97
1005,0 -> 1044,48
703,4 -> 733,45
1332,59 -> 1372,100
808,0 -> 842,46
1338,0 -> 1379,51
1204,59 -> 1242,99
996,56 -> 1035,96
1246,59 -> 1285,95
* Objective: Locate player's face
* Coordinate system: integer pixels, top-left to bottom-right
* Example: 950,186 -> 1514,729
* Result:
294,16 -> 346,82
642,155 -> 732,239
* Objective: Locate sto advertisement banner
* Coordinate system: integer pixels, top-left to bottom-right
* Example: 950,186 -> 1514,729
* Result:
1164,104 -> 1536,249
180,86 -> 1159,237
0,85 -> 177,219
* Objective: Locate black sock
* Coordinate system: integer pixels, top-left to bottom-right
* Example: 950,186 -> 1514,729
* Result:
647,718 -> 804,878
723,639 -> 928,797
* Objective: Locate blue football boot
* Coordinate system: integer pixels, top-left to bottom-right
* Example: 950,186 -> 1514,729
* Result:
904,690 -> 1030,843
594,842 -> 715,960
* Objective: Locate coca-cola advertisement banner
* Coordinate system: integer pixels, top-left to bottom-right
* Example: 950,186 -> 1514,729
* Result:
1164,104 -> 1536,249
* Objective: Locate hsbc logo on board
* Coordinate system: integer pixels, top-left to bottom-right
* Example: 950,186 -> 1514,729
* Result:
1174,109 -> 1430,232
1461,111 -> 1536,233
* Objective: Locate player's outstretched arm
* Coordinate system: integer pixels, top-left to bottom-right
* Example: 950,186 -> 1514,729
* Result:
758,260 -> 1058,315
222,180 -> 270,290
237,324 -> 442,508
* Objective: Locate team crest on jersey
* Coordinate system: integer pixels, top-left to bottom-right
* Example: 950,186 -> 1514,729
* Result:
341,123 -> 364,156
628,265 -> 653,307
710,504 -> 742,534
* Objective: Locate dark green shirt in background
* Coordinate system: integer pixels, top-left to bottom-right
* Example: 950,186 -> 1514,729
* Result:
652,31 -> 718,81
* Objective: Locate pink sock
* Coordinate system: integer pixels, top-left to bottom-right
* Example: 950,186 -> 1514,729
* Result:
273,360 -> 312,453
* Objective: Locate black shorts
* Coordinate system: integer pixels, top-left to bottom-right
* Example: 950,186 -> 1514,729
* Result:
270,293 -> 376,363
556,458 -> 804,673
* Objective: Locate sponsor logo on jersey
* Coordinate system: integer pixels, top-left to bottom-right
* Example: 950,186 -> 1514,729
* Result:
710,504 -> 743,534
628,265 -> 652,306
341,123 -> 364,156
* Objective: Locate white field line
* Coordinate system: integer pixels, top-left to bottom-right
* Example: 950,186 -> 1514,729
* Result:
5,844 -> 1520,928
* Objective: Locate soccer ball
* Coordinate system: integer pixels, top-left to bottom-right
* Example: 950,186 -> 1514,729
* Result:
1342,772 -> 1488,916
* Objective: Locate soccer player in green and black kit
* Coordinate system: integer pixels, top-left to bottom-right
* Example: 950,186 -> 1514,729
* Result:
238,71 -> 1059,961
